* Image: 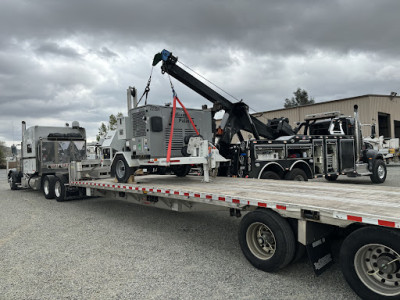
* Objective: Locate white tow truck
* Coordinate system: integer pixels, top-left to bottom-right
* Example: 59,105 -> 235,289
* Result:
64,160 -> 400,300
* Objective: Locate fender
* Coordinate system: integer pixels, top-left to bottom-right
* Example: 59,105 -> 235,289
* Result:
257,162 -> 285,179
289,160 -> 313,173
363,149 -> 384,171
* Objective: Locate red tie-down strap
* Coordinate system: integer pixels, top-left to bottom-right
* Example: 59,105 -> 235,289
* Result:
167,95 -> 200,162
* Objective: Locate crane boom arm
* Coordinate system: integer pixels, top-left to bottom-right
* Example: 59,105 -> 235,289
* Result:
152,49 -> 294,143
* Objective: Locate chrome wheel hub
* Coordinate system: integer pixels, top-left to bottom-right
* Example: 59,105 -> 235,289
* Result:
246,222 -> 276,260
354,244 -> 400,297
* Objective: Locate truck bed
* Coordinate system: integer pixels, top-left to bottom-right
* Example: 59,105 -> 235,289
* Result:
71,175 -> 400,229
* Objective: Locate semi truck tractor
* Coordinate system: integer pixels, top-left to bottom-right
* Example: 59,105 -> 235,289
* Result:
7,121 -> 100,199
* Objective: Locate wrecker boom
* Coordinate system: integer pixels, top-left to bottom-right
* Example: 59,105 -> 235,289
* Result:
152,49 -> 294,148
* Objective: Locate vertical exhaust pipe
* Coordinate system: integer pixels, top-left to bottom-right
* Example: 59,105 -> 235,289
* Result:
127,86 -> 138,111
21,121 -> 26,149
353,105 -> 361,162
21,121 -> 26,173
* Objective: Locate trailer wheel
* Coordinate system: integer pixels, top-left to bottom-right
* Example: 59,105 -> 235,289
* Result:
171,165 -> 191,177
238,209 -> 296,272
285,168 -> 308,181
340,226 -> 400,300
54,176 -> 68,202
260,171 -> 281,180
370,159 -> 387,184
112,155 -> 133,183
325,174 -> 339,182
43,175 -> 56,199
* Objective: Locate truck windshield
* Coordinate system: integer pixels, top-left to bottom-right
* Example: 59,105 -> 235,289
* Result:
41,140 -> 86,164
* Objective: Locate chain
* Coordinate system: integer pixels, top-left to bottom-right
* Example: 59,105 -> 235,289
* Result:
137,66 -> 154,106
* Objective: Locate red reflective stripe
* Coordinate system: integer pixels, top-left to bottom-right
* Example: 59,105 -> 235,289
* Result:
135,187 -> 139,191
174,191 -> 179,195
378,220 -> 395,228
157,189 -> 162,193
165,190 -> 170,194
347,215 -> 362,222
276,205 -> 286,210
218,197 -> 225,201
194,193 -> 200,197
166,96 -> 177,163
184,192 -> 189,196
142,188 -> 146,191
232,199 -> 240,204
175,96 -> 199,135
206,195 -> 212,199
149,189 -> 154,192
258,202 -> 267,207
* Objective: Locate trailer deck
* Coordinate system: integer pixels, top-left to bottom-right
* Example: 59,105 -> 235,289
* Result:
71,175 -> 400,229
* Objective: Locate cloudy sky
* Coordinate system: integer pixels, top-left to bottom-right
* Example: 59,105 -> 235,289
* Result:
1,0 -> 400,145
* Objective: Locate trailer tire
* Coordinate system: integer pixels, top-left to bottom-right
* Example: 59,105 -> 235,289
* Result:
112,155 -> 133,183
260,171 -> 281,180
238,209 -> 296,272
54,176 -> 68,202
340,226 -> 400,300
325,174 -> 339,182
370,159 -> 386,184
43,175 -> 56,199
285,168 -> 308,181
171,165 -> 191,177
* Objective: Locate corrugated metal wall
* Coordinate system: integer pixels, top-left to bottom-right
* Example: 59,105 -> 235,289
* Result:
253,95 -> 400,139
221,95 -> 400,142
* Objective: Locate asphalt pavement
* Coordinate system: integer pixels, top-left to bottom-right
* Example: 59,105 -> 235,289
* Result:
1,167 -> 399,299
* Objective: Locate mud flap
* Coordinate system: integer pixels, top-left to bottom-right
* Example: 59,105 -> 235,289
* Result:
306,237 -> 333,276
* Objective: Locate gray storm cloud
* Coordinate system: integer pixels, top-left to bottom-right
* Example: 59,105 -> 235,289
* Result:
1,0 -> 400,144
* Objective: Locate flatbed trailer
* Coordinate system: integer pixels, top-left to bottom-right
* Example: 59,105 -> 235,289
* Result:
69,173 -> 400,300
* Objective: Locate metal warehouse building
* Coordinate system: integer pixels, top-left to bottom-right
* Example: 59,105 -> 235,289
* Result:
252,94 -> 400,139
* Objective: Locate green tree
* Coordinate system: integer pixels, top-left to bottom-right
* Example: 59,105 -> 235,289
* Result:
96,112 -> 123,141
0,141 -> 6,169
284,88 -> 315,108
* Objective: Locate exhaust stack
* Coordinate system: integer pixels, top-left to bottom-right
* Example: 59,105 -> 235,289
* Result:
127,86 -> 137,111
353,105 -> 361,162
21,121 -> 26,172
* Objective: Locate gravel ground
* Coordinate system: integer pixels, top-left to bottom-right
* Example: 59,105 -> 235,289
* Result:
1,167 -> 399,300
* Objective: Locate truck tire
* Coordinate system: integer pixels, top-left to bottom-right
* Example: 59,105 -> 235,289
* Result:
112,155 -> 133,183
9,172 -> 18,190
260,171 -> 281,180
370,159 -> 387,184
54,176 -> 68,202
340,226 -> 400,300
285,168 -> 308,181
43,175 -> 56,199
325,174 -> 338,182
238,209 -> 296,272
171,165 -> 191,177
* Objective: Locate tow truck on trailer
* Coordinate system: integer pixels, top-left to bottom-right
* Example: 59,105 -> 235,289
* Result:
152,49 -> 387,183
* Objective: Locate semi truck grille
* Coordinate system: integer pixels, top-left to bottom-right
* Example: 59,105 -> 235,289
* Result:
132,111 -> 146,137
